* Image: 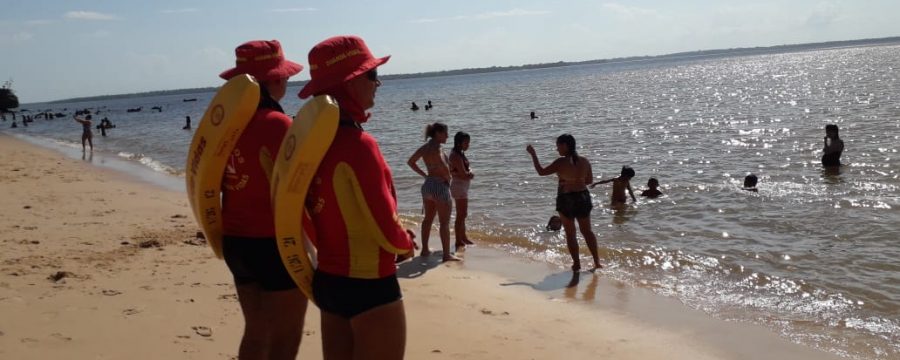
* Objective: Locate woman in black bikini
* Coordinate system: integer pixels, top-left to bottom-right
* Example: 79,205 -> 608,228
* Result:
73,114 -> 93,151
526,134 -> 602,271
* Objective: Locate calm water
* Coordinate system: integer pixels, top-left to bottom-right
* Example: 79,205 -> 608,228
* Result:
8,45 -> 900,359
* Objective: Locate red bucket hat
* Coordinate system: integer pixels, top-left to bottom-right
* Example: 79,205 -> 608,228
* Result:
219,39 -> 303,82
298,35 -> 390,99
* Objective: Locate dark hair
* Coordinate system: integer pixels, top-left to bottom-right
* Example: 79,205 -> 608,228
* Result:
258,84 -> 284,113
425,122 -> 448,140
648,177 -> 659,186
744,174 -> 758,188
620,166 -> 635,178
825,124 -> 840,140
85,115 -> 92,120
452,131 -> 471,172
556,134 -> 578,164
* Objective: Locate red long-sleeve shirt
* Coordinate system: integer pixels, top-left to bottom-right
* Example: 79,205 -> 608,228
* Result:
307,125 -> 413,278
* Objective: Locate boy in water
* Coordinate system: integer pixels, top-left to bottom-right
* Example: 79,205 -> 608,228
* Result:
743,174 -> 758,192
641,177 -> 663,198
545,215 -> 562,231
590,166 -> 637,205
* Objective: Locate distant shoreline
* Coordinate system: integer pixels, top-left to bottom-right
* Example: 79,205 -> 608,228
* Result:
36,35 -> 900,105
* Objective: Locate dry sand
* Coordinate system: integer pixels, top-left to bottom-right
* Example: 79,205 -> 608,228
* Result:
0,134 -> 841,359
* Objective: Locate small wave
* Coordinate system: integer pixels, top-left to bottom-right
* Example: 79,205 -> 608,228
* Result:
116,151 -> 181,175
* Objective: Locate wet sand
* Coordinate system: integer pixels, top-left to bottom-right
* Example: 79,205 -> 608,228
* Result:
0,133 -> 842,359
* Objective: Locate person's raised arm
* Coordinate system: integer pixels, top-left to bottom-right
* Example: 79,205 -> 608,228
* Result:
73,114 -> 85,125
407,146 -> 427,178
589,178 -> 614,188
526,145 -> 557,176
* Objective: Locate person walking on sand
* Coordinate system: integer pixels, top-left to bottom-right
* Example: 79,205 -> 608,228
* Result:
217,39 -> 308,360
299,35 -> 418,360
822,124 -> 844,167
183,116 -> 192,130
408,122 -> 461,262
590,166 -> 637,206
526,134 -> 603,271
449,131 -> 475,250
73,114 -> 93,151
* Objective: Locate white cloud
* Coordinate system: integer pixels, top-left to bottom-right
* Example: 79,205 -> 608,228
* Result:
267,7 -> 317,13
412,8 -> 549,23
64,11 -> 118,21
25,19 -> 55,26
83,30 -> 112,38
0,31 -> 34,45
161,8 -> 199,14
600,3 -> 661,19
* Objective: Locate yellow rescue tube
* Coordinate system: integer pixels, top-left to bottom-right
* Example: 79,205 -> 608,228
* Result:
185,74 -> 260,259
272,95 -> 339,300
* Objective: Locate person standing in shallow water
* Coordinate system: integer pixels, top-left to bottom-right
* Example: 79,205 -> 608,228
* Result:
526,134 -> 603,271
408,122 -> 461,262
217,39 -> 307,360
73,114 -> 93,151
449,131 -> 475,250
822,124 -> 844,167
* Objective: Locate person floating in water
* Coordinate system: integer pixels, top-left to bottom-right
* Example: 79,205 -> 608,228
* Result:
183,116 -> 192,130
743,174 -> 758,192
530,111 -> 538,120
425,100 -> 433,110
410,101 -> 419,111
546,215 -> 562,231
590,166 -> 637,205
822,124 -> 843,167
641,177 -> 663,198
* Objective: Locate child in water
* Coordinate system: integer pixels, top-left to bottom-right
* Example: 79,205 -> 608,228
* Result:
545,215 -> 562,231
743,174 -> 758,192
590,166 -> 637,205
641,177 -> 662,198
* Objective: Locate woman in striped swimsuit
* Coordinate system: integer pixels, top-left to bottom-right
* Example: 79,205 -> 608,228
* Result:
407,123 -> 461,262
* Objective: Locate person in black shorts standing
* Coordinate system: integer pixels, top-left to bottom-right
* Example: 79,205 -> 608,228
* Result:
526,134 -> 603,271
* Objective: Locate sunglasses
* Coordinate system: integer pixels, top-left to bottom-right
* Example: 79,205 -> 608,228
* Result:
366,69 -> 378,82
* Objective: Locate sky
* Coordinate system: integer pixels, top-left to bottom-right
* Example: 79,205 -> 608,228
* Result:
2,0 -> 899,103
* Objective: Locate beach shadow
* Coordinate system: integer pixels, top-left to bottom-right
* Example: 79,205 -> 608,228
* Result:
396,252 -> 445,279
500,270 -> 582,292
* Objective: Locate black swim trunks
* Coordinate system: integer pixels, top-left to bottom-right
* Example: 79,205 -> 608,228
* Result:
222,236 -> 298,291
556,190 -> 593,219
313,270 -> 402,319
822,153 -> 841,167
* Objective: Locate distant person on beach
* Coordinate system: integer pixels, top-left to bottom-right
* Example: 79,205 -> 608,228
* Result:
449,131 -> 475,250
183,116 -> 192,130
743,174 -> 758,192
217,39 -> 307,360
641,177 -> 662,198
591,166 -> 637,205
410,101 -> 419,111
526,134 -> 603,271
98,118 -> 113,137
822,124 -> 844,167
546,215 -> 562,231
300,35 -> 416,360
10,120 -> 17,128
530,111 -> 538,120
73,114 -> 93,151
408,122 -> 461,262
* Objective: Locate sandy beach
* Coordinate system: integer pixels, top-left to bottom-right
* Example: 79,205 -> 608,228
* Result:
0,133 -> 844,360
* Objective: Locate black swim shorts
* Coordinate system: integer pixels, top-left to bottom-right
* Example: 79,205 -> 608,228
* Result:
313,270 -> 402,319
556,190 -> 593,219
222,236 -> 298,291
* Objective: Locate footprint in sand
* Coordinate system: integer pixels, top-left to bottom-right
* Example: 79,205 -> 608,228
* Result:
50,333 -> 72,341
191,326 -> 212,337
101,289 -> 122,296
122,308 -> 140,316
